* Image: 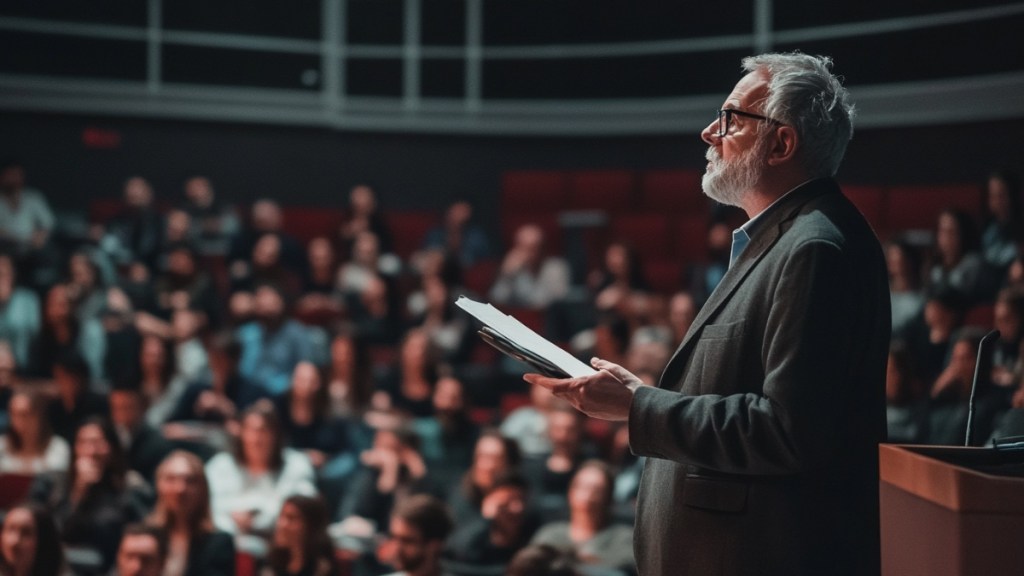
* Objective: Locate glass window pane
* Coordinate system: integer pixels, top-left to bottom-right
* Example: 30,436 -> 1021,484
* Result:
163,45 -> 321,90
0,31 -> 146,80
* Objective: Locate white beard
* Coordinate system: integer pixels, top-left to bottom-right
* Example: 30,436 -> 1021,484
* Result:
701,137 -> 767,207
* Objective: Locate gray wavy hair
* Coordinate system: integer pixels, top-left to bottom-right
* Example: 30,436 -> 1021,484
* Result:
742,53 -> 855,178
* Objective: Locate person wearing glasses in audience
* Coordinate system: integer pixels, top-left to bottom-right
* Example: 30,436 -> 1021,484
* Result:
527,53 -> 890,576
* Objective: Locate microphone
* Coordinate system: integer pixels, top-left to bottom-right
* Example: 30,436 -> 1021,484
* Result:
965,329 -> 999,447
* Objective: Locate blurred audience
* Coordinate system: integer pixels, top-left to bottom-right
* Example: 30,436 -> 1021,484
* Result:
0,502 -> 65,576
0,388 -> 69,474
264,495 -> 340,576
490,224 -> 569,310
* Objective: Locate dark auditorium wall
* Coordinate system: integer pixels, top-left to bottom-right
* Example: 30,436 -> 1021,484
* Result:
3,110 -> 1022,232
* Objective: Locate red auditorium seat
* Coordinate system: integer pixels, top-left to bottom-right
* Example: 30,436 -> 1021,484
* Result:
463,259 -> 499,295
886,184 -> 983,233
502,170 -> 569,212
386,211 -> 438,260
842,185 -> 887,237
643,257 -> 685,295
610,213 -> 674,259
281,207 -> 344,245
566,170 -> 636,211
0,473 -> 34,510
674,215 -> 709,265
88,198 -> 123,224
640,169 -> 707,215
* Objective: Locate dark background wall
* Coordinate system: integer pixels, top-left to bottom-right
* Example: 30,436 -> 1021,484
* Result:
4,110 -> 1022,231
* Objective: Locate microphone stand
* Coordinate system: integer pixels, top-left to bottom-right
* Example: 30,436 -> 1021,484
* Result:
965,329 -> 999,447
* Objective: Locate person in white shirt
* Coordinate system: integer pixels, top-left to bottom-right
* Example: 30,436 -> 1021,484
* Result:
204,401 -> 317,545
0,388 -> 69,475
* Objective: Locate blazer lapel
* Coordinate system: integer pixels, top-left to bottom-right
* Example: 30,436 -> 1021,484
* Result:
658,180 -> 836,389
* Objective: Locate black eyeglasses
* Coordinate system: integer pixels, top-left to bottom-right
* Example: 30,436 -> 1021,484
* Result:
714,108 -> 782,137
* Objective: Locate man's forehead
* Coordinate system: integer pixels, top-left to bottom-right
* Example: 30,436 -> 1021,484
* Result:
724,71 -> 769,108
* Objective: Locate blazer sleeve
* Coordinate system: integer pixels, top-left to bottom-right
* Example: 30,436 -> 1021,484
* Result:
629,238 -> 879,475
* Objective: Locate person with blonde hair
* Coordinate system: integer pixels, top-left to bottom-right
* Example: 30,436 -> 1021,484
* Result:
148,450 -> 234,576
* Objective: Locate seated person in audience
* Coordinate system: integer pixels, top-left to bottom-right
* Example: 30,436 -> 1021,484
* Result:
0,252 -> 40,368
980,170 -> 1022,285
0,159 -> 55,263
236,284 -> 316,397
296,237 -> 344,320
181,176 -> 239,256
928,208 -> 987,305
505,544 -> 579,576
885,341 -> 928,444
204,402 -> 317,541
445,472 -> 540,568
228,199 -> 304,285
521,403 -> 592,518
29,283 -> 106,385
338,184 -> 394,256
906,286 -> 967,387
886,240 -> 926,340
408,274 -> 472,363
233,233 -> 304,298
666,291 -> 697,347
109,384 -> 174,483
115,524 -> 167,576
530,461 -> 634,574
135,334 -> 192,429
447,430 -> 522,527
181,331 -> 252,423
152,244 -> 218,327
338,230 -> 401,293
415,373 -> 480,489
325,329 -> 374,419
65,249 -> 110,324
622,326 -> 673,383
265,495 -> 340,576
686,218 -> 733,307
103,176 -> 164,270
588,241 -> 652,326
32,417 -> 150,574
0,388 -> 70,475
336,422 -> 433,534
420,200 -> 492,268
147,451 -> 234,576
380,494 -> 453,576
0,342 -> 15,430
47,353 -> 109,441
991,287 -> 1024,388
0,502 -> 65,576
277,361 -> 355,474
489,224 -> 570,310
162,208 -> 197,255
374,329 -> 439,419
501,381 -> 556,459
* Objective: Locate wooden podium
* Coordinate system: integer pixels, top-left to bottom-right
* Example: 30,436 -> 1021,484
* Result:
879,444 -> 1024,576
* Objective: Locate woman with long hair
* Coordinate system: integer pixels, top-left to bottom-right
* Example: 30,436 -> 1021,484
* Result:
0,388 -> 69,474
204,401 -> 317,540
148,451 -> 234,576
325,329 -> 373,419
0,502 -> 64,576
29,283 -> 105,383
928,209 -> 986,304
981,170 -> 1023,283
263,495 -> 339,576
34,417 -> 148,573
447,430 -> 521,527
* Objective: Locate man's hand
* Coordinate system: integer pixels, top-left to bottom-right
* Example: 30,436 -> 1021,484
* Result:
523,358 -> 642,421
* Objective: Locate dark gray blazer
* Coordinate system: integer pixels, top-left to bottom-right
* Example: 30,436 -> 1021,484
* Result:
628,179 -> 890,576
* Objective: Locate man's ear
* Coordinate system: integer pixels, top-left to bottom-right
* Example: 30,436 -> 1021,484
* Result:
766,126 -> 799,166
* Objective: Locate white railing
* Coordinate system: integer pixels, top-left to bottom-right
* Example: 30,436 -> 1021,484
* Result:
0,0 -> 1021,135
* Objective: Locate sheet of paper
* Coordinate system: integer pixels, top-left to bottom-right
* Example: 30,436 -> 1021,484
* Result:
455,296 -> 597,378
